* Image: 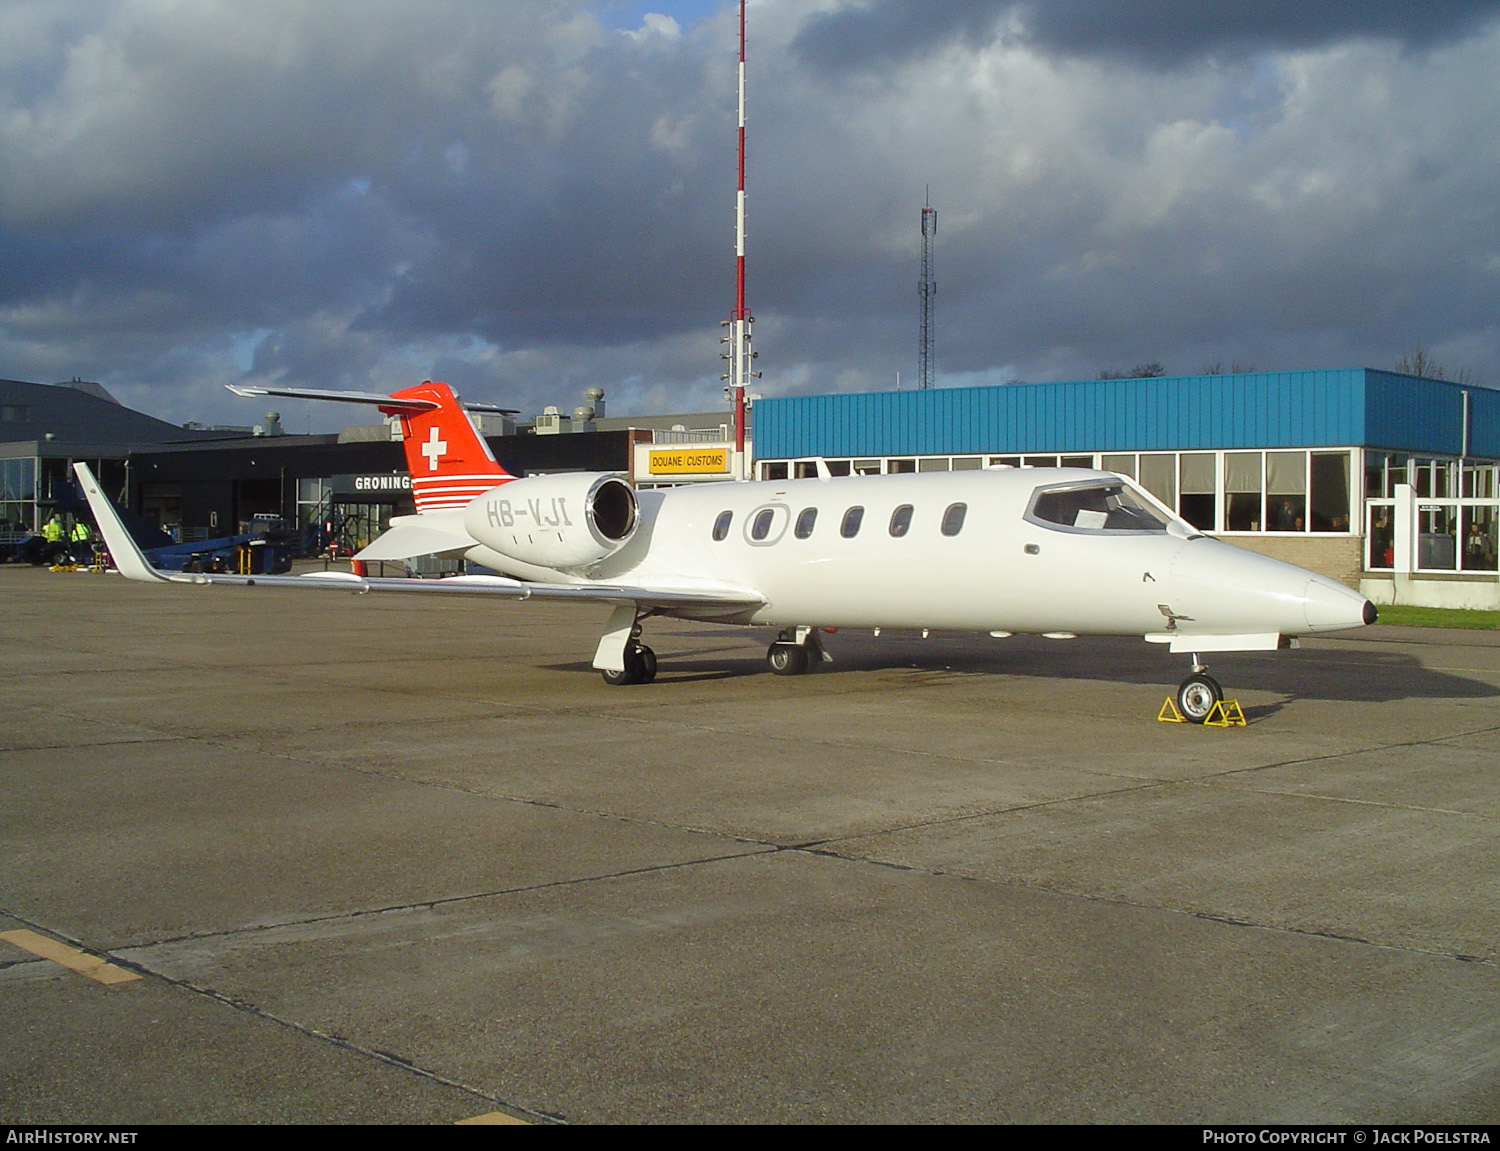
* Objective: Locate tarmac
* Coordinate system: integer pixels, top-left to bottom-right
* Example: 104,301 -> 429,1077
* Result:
3,562 -> 1499,1124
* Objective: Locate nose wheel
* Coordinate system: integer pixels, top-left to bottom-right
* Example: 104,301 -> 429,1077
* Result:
1175,670 -> 1223,724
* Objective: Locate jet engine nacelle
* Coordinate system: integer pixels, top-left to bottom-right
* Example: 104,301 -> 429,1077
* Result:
462,472 -> 638,572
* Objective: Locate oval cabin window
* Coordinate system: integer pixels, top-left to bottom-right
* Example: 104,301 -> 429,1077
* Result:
941,503 -> 967,536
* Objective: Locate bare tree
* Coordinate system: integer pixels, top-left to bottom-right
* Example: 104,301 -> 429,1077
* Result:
1098,362 -> 1166,380
1199,361 -> 1257,375
1394,344 -> 1473,384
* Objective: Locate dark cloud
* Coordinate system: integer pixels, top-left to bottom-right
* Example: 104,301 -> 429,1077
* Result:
791,0 -> 1500,73
790,0 -> 1005,72
1018,0 -> 1500,67
1,0 -> 1498,432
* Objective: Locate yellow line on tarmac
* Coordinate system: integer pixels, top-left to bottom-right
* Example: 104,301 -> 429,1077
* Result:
456,1112 -> 530,1125
0,929 -> 141,985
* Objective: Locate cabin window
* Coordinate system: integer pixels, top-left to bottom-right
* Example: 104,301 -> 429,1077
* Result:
941,503 -> 967,536
712,510 -> 733,541
743,504 -> 790,546
795,507 -> 818,539
841,506 -> 864,538
889,504 -> 913,537
1027,482 -> 1169,534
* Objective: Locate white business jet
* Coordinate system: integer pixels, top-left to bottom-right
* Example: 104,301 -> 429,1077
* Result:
73,380 -> 1375,721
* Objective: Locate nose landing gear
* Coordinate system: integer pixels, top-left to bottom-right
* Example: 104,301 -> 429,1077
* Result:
1175,658 -> 1224,724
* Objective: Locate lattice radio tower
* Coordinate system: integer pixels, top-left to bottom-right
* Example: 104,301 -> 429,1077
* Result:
918,190 -> 937,389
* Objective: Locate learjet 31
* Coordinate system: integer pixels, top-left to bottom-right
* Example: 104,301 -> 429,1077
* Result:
73,380 -> 1376,721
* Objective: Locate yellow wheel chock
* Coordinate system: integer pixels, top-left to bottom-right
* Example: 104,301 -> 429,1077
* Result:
1204,699 -> 1246,727
1158,697 -> 1246,726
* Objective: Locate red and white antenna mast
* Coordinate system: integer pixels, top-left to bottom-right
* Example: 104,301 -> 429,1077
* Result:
721,0 -> 756,478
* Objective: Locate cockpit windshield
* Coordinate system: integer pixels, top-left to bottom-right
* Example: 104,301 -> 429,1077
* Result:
1027,481 -> 1171,534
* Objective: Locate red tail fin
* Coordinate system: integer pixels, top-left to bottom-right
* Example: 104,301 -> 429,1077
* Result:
381,381 -> 512,512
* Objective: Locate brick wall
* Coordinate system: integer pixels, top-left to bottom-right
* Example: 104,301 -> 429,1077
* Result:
1214,534 -> 1364,588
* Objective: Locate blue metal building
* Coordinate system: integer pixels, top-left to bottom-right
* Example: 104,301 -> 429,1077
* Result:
754,369 -> 1500,461
751,369 -> 1500,604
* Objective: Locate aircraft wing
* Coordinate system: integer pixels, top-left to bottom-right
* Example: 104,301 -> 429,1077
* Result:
73,463 -> 761,614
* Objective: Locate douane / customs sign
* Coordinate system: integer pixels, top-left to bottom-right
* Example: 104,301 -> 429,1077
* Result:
648,448 -> 729,475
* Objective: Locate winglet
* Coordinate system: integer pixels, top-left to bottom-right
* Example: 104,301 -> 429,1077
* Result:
72,463 -> 169,584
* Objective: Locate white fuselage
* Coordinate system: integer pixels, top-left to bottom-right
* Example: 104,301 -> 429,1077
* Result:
460,468 -> 1371,642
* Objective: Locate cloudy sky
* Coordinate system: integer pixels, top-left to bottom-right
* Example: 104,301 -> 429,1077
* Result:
2,0 -> 1498,431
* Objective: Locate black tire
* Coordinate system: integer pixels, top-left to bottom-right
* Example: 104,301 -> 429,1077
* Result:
601,664 -> 635,686
601,643 -> 655,686
637,645 -> 658,684
1176,672 -> 1223,724
767,642 -> 809,676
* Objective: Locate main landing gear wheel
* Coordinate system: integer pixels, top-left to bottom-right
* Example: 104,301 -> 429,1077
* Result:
601,643 -> 657,686
767,641 -> 810,676
1176,672 -> 1223,724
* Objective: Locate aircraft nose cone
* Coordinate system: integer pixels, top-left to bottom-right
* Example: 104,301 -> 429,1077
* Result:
1302,576 -> 1374,632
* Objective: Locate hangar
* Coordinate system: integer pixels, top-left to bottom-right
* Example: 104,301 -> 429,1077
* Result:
750,368 -> 1500,609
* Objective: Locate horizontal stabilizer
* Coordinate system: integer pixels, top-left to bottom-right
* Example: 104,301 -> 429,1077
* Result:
226,383 -> 516,415
354,523 -> 475,561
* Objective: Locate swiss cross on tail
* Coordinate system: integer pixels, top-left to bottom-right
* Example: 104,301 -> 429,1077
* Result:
224,379 -> 517,513
379,381 -> 513,512
420,427 -> 447,471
